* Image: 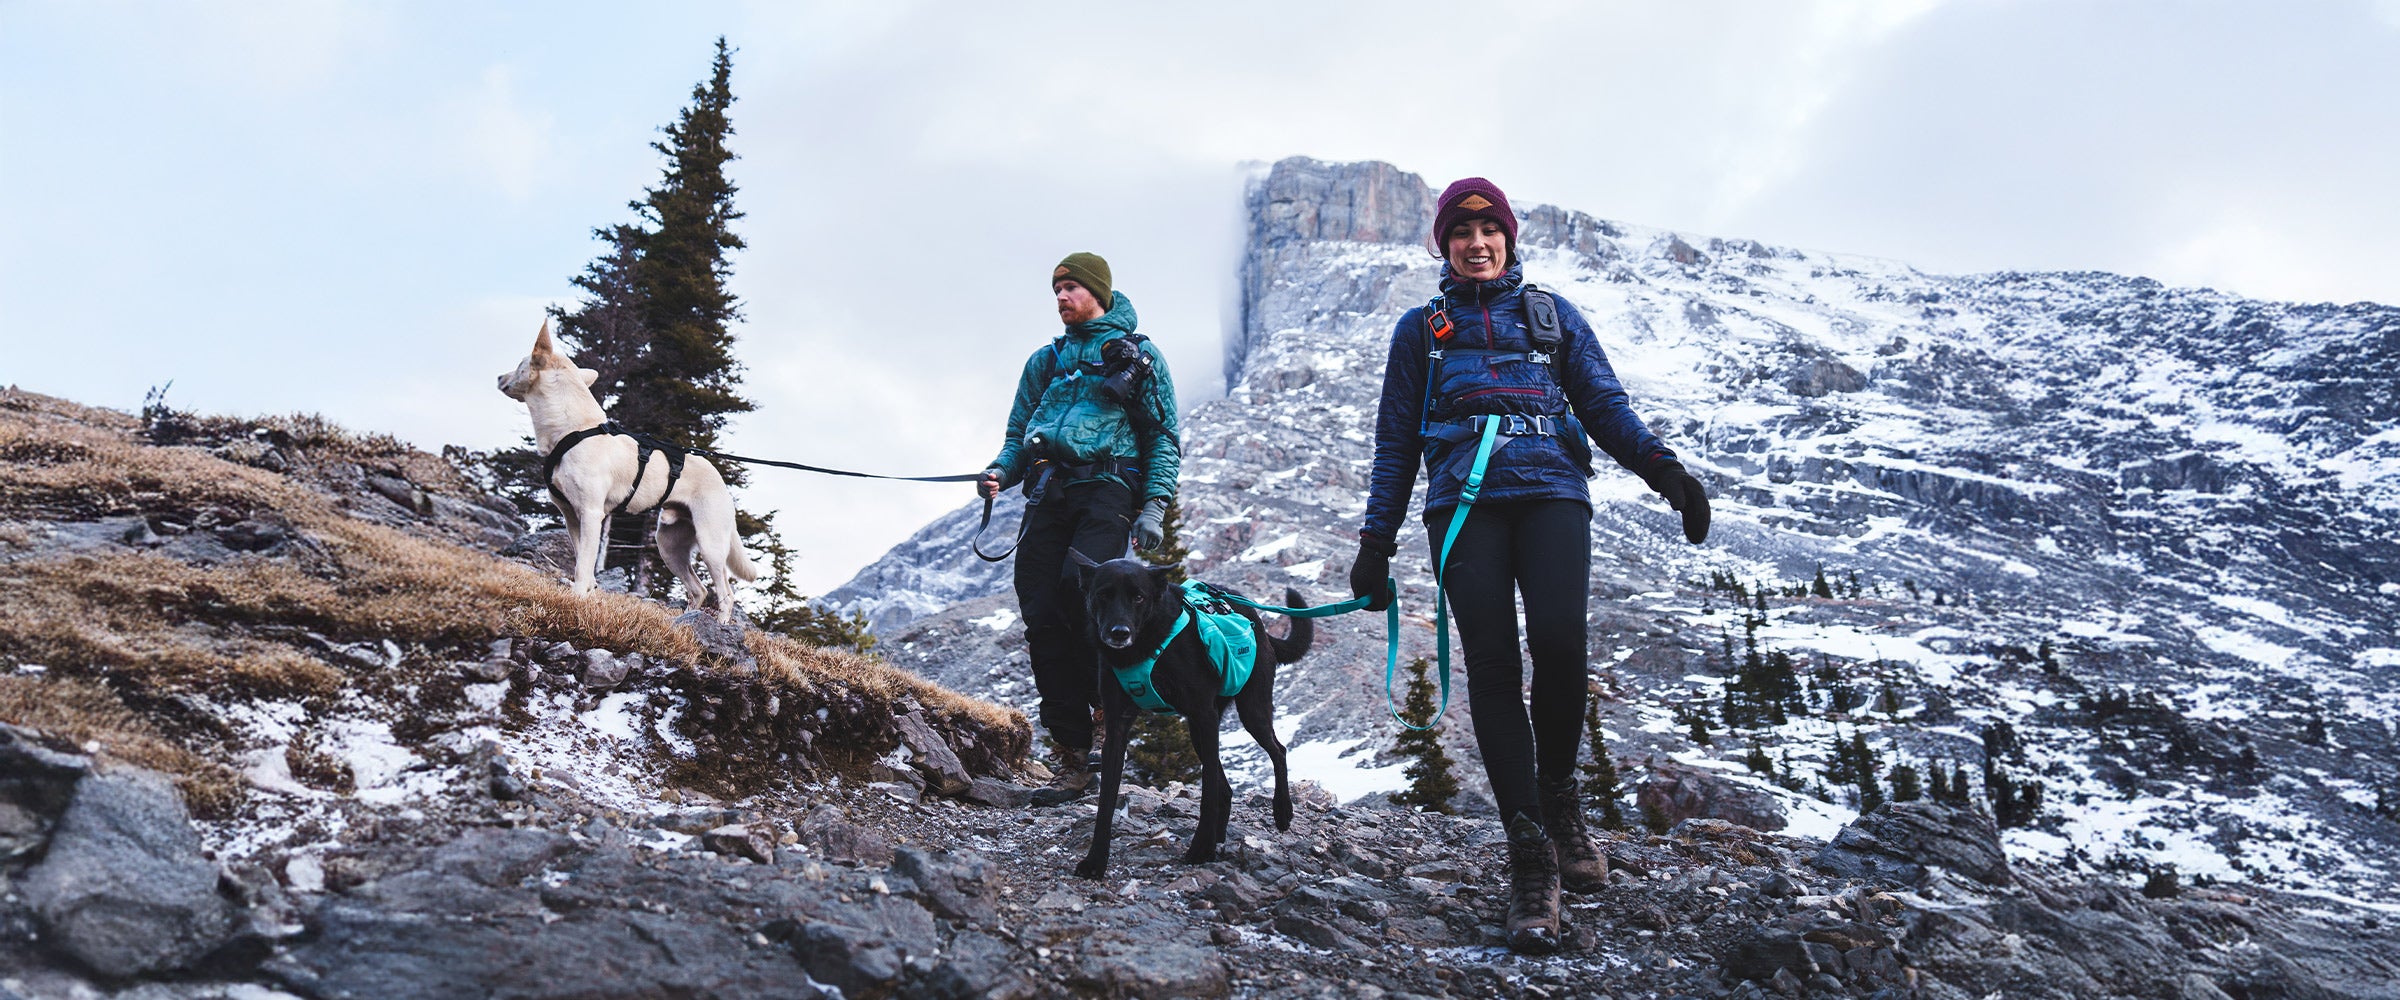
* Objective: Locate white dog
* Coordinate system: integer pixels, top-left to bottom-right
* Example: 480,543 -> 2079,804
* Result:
497,321 -> 758,621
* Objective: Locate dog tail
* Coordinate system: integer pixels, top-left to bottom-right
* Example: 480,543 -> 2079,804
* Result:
727,539 -> 762,582
1267,587 -> 1315,663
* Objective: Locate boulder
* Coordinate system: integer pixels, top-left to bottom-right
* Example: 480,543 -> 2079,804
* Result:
1815,801 -> 2010,887
893,712 -> 972,796
797,804 -> 892,867
1636,761 -> 1786,832
22,769 -> 245,977
577,648 -> 628,690
890,846 -> 999,925
0,723 -> 90,860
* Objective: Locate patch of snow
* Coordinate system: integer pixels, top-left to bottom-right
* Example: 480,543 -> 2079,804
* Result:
2195,626 -> 2298,670
969,608 -> 1019,632
1238,533 -> 1299,563
580,693 -> 647,741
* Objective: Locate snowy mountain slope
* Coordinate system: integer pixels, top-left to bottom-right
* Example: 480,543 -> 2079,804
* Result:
836,156 -> 2400,903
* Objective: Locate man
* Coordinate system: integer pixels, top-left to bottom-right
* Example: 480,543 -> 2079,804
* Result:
980,252 -> 1181,804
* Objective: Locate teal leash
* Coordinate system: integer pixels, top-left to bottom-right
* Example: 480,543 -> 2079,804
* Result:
1195,582 -> 1403,727
1189,417 -> 1499,734
1391,417 -> 1501,732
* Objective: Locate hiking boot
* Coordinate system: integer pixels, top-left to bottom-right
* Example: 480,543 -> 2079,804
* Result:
1029,748 -> 1093,807
1540,777 -> 1609,894
1504,812 -> 1562,954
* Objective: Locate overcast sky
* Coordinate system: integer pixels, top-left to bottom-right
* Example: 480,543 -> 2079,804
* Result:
5,1 -> 2397,596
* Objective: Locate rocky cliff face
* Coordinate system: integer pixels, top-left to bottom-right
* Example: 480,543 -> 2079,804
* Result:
841,156 -> 2400,907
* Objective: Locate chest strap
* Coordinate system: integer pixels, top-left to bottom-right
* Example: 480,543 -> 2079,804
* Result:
539,421 -> 687,516
1110,583 -> 1261,714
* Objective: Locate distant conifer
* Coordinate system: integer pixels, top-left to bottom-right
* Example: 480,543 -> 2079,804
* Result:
1580,693 -> 1627,830
1890,761 -> 1923,803
1389,657 -> 1459,813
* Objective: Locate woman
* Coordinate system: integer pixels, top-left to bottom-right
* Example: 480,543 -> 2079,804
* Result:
1348,177 -> 1708,953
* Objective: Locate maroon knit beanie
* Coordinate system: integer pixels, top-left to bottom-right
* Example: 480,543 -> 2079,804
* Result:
1428,177 -> 1518,258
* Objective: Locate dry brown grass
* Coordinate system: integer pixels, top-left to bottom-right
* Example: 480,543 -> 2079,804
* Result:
0,387 -> 1025,790
0,675 -> 242,817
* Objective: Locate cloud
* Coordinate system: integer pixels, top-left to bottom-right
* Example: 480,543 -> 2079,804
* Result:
445,65 -> 556,203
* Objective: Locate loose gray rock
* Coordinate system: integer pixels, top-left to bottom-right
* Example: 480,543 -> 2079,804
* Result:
890,846 -> 1000,925
1816,801 -> 2010,887
459,659 -> 512,684
577,648 -> 628,690
961,777 -> 1032,809
1636,760 -> 1787,832
0,723 -> 90,859
894,712 -> 971,796
674,606 -> 755,668
797,804 -> 893,867
22,769 -> 244,978
702,824 -> 774,864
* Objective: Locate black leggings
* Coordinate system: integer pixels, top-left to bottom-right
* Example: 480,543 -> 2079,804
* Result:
1425,498 -> 1590,826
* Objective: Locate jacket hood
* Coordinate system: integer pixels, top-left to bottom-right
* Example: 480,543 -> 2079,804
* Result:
1064,290 -> 1138,340
1438,263 -> 1526,304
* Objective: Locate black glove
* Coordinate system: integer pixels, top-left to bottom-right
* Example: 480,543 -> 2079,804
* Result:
1349,536 -> 1396,611
1642,460 -> 1711,545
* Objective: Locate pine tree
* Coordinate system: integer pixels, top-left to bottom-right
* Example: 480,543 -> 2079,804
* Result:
1849,730 -> 1884,812
1124,711 -> 1202,788
615,37 -> 752,468
1389,657 -> 1459,813
1137,498 -> 1190,582
1744,744 -> 1774,776
1890,761 -> 1923,803
2038,637 -> 2059,675
1580,693 -> 1627,830
530,39 -> 758,597
1812,565 -> 1833,599
741,508 -> 875,651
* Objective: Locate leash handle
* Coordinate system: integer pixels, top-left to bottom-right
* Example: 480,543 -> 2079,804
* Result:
1390,417 -> 1499,732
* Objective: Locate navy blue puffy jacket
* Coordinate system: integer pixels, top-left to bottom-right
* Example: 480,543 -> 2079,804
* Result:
1361,264 -> 1677,546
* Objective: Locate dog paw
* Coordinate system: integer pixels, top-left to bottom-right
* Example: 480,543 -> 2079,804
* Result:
1074,857 -> 1108,880
1275,802 -> 1294,831
1180,847 -> 1217,864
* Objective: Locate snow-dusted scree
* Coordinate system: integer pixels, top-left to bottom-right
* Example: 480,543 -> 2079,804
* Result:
853,156 -> 2400,908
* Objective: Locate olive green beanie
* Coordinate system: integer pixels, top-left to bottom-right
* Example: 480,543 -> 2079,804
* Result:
1051,251 -> 1112,306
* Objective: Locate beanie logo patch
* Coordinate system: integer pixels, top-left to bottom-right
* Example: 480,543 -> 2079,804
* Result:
1457,194 -> 1494,212
1053,265 -> 1071,279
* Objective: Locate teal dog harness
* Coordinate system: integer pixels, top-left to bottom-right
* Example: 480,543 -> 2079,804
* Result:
1111,581 -> 1260,713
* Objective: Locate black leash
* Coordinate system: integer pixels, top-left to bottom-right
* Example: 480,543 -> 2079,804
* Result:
541,421 -> 1030,560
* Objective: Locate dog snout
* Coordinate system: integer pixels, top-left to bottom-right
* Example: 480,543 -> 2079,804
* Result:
1104,624 -> 1134,649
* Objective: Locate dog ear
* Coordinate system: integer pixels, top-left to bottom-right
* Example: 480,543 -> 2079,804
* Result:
534,319 -> 558,356
1148,563 -> 1182,587
1066,548 -> 1101,570
575,368 -> 599,388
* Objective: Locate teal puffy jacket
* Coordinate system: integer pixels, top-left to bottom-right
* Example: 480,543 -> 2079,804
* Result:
988,291 -> 1181,504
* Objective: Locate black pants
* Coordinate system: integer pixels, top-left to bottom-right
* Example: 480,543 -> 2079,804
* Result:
1425,498 -> 1590,826
1016,478 -> 1134,753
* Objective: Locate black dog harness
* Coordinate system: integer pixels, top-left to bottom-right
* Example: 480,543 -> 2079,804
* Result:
539,421 -> 687,515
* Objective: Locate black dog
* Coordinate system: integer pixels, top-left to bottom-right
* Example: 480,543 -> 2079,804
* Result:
1070,555 -> 1314,879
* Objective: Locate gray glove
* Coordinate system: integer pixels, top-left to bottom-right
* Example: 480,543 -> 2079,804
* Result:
1133,497 -> 1170,552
